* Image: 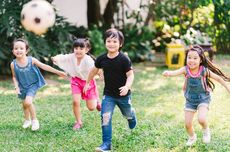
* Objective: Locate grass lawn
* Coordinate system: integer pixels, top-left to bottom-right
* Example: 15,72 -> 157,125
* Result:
0,55 -> 230,152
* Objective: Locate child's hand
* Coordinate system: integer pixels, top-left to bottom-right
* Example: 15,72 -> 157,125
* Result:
162,71 -> 170,77
97,70 -> 104,80
51,57 -> 57,64
15,87 -> 21,95
83,83 -> 90,94
58,71 -> 67,78
98,72 -> 104,80
119,85 -> 129,96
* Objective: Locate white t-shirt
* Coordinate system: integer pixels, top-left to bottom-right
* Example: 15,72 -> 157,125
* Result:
53,53 -> 94,80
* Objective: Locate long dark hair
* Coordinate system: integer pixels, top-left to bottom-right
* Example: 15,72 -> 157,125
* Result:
185,45 -> 230,91
72,38 -> 96,60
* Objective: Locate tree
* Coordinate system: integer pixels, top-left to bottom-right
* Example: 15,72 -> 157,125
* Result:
87,0 -> 119,28
0,0 -> 82,75
213,0 -> 230,53
87,0 -> 101,27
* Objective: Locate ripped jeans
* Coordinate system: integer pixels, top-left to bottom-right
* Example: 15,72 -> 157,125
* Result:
101,95 -> 134,144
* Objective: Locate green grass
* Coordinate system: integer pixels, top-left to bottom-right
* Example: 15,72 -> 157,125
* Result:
1,55 -> 230,152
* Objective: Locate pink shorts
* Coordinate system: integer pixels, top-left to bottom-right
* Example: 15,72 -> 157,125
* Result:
70,77 -> 98,101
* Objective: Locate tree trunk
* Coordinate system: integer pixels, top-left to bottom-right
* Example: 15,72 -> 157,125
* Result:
103,0 -> 118,28
87,0 -> 101,27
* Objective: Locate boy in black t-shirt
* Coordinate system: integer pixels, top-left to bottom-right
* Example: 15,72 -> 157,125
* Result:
84,28 -> 137,152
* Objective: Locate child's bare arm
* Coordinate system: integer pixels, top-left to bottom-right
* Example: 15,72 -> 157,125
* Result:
162,67 -> 186,77
32,57 -> 66,78
10,63 -> 20,94
84,67 -> 99,93
97,69 -> 104,80
119,70 -> 134,96
209,70 -> 230,93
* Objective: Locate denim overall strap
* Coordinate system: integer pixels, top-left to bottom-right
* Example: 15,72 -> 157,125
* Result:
201,66 -> 209,92
184,66 -> 210,101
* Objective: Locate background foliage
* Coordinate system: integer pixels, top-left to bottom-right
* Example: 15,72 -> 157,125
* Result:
0,0 -> 229,75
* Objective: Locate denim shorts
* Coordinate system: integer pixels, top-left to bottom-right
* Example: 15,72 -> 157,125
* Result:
18,86 -> 38,100
184,98 -> 210,112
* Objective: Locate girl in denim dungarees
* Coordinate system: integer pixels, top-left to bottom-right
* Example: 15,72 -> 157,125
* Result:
10,38 -> 66,131
163,45 -> 230,146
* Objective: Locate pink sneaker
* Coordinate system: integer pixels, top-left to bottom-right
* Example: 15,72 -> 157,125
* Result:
73,122 -> 82,130
96,102 -> 101,111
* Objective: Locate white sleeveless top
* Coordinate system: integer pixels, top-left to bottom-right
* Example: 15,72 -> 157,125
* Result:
54,53 -> 94,80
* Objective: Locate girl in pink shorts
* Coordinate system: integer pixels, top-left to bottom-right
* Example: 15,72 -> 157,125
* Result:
52,38 -> 101,130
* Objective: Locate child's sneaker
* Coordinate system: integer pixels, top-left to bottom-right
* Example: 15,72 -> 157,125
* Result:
73,122 -> 82,130
202,128 -> 211,144
95,143 -> 111,152
22,120 -> 31,129
31,120 -> 39,131
128,108 -> 137,129
186,133 -> 197,146
96,101 -> 101,111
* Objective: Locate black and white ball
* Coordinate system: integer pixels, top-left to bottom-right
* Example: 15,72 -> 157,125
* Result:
21,0 -> 56,35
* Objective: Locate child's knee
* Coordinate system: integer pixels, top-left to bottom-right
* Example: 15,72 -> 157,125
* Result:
185,121 -> 193,128
73,100 -> 80,107
88,107 -> 95,111
23,101 -> 32,108
102,112 -> 111,126
198,116 -> 207,125
86,100 -> 97,111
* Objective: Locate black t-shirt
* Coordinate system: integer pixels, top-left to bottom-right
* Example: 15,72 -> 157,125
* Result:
95,52 -> 133,97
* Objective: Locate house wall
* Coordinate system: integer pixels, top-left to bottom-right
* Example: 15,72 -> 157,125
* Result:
52,0 -> 146,27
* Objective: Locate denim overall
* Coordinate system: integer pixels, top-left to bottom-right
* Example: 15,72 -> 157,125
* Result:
184,66 -> 211,111
13,56 -> 46,99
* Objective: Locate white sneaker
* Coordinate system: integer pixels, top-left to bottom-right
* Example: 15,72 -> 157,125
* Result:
203,128 -> 211,144
186,134 -> 197,146
31,120 -> 39,131
22,120 -> 31,129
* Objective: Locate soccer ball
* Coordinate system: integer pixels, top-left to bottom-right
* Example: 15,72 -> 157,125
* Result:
21,0 -> 56,35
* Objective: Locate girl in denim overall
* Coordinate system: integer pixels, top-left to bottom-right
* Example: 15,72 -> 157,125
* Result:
10,38 -> 66,131
163,45 -> 230,146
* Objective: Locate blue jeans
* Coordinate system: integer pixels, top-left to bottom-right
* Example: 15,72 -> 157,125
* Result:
101,95 -> 135,144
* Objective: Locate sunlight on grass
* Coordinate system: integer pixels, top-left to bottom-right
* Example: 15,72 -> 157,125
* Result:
137,78 -> 169,91
0,55 -> 230,151
1,89 -> 15,95
37,83 -> 70,97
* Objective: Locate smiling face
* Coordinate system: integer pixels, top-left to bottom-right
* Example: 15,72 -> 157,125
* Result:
73,46 -> 88,59
186,50 -> 201,70
104,28 -> 124,54
105,36 -> 121,53
12,41 -> 28,58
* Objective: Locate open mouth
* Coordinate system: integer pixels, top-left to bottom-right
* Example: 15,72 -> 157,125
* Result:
16,53 -> 23,56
